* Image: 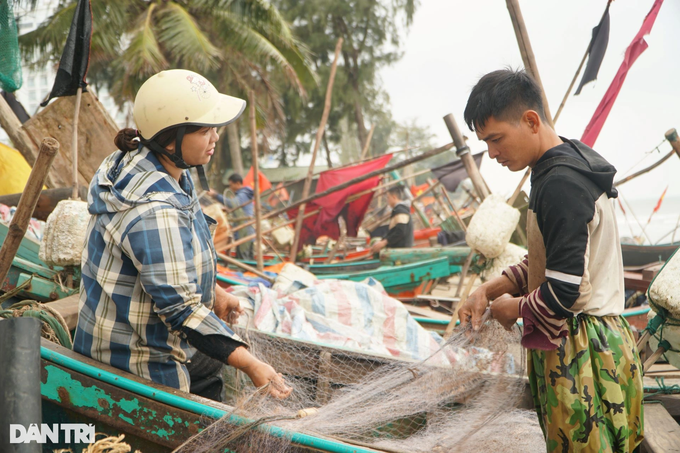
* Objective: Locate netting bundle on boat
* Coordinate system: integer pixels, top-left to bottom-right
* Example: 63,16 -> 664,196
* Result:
0,0 -> 22,92
178,299 -> 545,453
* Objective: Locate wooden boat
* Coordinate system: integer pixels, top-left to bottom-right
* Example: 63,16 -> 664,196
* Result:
216,257 -> 455,299
40,339 -> 385,453
381,246 -> 475,274
622,242 -> 679,267
316,257 -> 455,297
0,221 -> 76,302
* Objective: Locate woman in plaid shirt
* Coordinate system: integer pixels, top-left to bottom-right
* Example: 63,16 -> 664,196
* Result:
73,70 -> 291,400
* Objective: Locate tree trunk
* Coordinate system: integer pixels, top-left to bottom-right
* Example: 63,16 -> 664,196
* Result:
226,122 -> 244,175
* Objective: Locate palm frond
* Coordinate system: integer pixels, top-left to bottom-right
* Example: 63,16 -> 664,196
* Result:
18,2 -> 77,68
156,2 -> 220,72
215,10 -> 304,94
114,4 -> 167,100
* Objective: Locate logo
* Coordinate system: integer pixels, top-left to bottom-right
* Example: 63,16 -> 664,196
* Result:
186,75 -> 212,101
9,424 -> 95,444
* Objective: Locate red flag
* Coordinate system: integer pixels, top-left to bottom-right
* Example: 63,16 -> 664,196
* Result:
581,0 -> 664,147
653,185 -> 668,213
646,185 -> 668,224
243,166 -> 272,193
287,154 -> 393,245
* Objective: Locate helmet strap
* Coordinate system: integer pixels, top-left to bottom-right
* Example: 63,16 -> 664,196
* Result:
141,126 -> 211,191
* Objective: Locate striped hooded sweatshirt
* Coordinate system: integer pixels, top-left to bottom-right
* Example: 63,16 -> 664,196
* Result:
74,147 -> 245,391
502,138 -> 625,350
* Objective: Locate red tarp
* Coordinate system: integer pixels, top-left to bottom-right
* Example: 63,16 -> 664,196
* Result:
287,154 -> 393,246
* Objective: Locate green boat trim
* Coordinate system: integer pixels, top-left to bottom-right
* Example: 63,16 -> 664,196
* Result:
41,342 -> 381,453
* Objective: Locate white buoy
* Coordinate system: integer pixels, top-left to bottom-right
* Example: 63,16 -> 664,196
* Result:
39,199 -> 90,267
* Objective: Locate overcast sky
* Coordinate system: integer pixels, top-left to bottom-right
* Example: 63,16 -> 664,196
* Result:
381,0 -> 680,201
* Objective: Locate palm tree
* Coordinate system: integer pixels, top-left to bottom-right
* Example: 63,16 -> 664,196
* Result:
19,0 -> 316,175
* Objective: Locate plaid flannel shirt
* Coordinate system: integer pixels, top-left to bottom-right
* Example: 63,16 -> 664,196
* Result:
73,147 -> 244,392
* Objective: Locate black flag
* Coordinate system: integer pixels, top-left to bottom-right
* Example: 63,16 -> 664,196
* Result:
575,2 -> 611,95
41,0 -> 92,106
430,151 -> 484,193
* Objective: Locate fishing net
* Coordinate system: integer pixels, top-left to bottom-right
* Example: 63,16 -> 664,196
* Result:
176,306 -> 545,453
0,0 -> 22,92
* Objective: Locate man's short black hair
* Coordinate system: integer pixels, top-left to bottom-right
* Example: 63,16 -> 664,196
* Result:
387,185 -> 405,199
463,68 -> 546,132
228,173 -> 243,184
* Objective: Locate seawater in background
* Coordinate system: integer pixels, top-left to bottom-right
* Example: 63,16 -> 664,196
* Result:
615,195 -> 680,245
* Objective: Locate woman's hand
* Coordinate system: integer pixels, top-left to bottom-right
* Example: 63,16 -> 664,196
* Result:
228,347 -> 292,399
214,285 -> 244,324
458,285 -> 491,331
490,293 -> 520,331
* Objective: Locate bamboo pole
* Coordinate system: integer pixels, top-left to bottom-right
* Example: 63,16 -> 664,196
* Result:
228,142 -> 455,237
216,252 -> 274,284
443,114 -> 490,200
71,87 -> 83,199
289,37 -> 344,261
505,0 -> 556,205
248,91 -> 264,271
0,138 -> 60,284
440,186 -> 467,233
360,125 -> 376,159
615,129 -> 680,187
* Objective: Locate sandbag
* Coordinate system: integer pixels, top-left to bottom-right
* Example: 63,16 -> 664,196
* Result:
465,194 -> 520,258
39,199 -> 90,266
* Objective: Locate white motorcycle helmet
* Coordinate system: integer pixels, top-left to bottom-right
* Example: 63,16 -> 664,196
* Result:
133,69 -> 246,189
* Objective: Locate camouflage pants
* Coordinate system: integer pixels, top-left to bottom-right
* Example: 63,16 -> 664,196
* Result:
528,315 -> 644,452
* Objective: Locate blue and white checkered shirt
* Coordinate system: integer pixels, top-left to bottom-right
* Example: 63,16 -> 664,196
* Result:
73,147 -> 244,391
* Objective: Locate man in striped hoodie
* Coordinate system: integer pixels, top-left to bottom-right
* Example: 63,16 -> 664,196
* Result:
458,69 -> 643,452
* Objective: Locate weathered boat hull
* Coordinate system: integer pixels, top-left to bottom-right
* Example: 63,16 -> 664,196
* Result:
40,340 -> 382,452
622,243 -> 679,267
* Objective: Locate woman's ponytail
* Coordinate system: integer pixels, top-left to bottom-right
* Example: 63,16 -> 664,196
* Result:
113,128 -> 140,152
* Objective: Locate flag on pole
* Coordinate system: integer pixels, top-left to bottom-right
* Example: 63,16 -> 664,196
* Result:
575,2 -> 612,95
41,0 -> 92,106
430,151 -> 485,192
646,185 -> 668,225
581,0 -> 664,147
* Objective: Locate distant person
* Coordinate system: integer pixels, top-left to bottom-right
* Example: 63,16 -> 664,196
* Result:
458,69 -> 643,452
370,186 -> 414,254
211,173 -> 255,260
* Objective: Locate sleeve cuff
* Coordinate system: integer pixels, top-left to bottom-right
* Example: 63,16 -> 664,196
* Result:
519,288 -> 569,350
181,305 -> 248,347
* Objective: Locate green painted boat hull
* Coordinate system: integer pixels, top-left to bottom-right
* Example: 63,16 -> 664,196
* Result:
0,222 -> 78,302
40,340 -> 381,453
317,257 -> 454,292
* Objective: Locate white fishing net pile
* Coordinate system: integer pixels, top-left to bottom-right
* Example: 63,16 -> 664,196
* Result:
39,199 -> 90,266
177,313 -> 545,453
480,243 -> 527,281
647,250 -> 680,371
465,194 -> 520,259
